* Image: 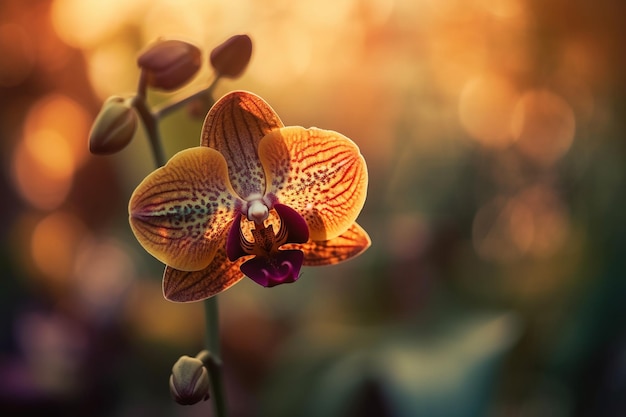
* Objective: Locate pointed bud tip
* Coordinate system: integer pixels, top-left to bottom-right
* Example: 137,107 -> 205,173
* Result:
169,355 -> 210,405
89,96 -> 138,155
210,34 -> 253,79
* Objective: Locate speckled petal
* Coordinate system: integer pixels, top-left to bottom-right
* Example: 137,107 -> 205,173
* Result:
163,242 -> 247,302
259,127 -> 368,240
284,222 -> 371,266
129,147 -> 239,271
201,91 -> 283,198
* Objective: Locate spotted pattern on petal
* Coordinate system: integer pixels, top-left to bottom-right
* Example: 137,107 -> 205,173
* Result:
163,241 -> 247,302
129,147 -> 239,271
201,91 -> 284,198
259,127 -> 368,241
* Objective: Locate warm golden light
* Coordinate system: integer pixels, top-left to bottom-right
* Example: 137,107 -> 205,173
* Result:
476,0 -> 524,18
24,94 -> 91,169
428,30 -> 489,100
25,130 -> 74,179
86,40 -> 141,100
0,22 -> 35,87
358,0 -> 395,25
11,94 -> 92,210
51,0 -> 146,48
458,75 -> 520,148
11,138 -> 72,211
251,20 -> 314,86
1,0 -> 623,414
141,0 -> 210,43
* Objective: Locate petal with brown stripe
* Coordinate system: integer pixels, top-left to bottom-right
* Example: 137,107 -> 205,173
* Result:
129,147 -> 240,271
259,127 -> 368,240
201,90 -> 283,198
162,241 -> 247,302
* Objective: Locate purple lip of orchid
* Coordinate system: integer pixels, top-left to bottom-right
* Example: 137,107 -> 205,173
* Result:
240,250 -> 304,287
226,203 -> 309,287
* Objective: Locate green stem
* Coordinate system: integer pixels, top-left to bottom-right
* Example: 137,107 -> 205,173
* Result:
154,77 -> 220,119
204,297 -> 227,417
132,95 -> 167,167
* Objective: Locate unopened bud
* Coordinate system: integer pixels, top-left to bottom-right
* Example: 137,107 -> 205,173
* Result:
210,34 -> 252,78
89,96 -> 138,155
138,39 -> 202,91
169,355 -> 210,405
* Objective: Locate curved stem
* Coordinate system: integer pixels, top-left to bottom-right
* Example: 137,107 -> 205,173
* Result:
132,95 -> 167,167
137,70 -> 148,99
154,76 -> 220,119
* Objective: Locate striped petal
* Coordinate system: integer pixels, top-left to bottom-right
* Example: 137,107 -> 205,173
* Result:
201,90 -> 283,198
283,222 -> 371,266
258,127 -> 368,240
129,147 -> 239,271
163,241 -> 246,302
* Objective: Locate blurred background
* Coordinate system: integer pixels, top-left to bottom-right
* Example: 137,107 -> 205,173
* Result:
1,0 -> 626,416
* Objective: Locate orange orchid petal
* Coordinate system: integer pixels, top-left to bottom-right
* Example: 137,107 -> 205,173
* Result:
201,91 -> 284,199
284,222 -> 371,266
259,126 -> 368,240
129,147 -> 239,271
163,244 -> 247,302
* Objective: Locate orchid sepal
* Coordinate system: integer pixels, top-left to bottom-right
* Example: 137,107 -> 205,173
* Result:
258,126 -> 368,241
129,146 -> 239,271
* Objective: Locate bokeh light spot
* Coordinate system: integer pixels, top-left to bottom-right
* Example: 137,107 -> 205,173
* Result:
459,75 -> 520,148
476,0 -> 524,18
72,237 -> 135,322
11,138 -> 72,211
51,0 -> 146,48
30,211 -> 88,290
141,0 -> 211,43
15,311 -> 87,396
359,0 -> 396,25
11,93 -> 93,210
24,94 -> 91,169
511,89 -> 576,165
86,40 -> 142,100
293,0 -> 355,27
25,130 -> 74,179
251,20 -> 314,86
473,185 -> 570,263
518,185 -> 569,258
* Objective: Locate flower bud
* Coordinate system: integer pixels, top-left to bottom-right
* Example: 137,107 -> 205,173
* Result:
169,355 -> 210,405
138,39 -> 202,91
210,34 -> 252,78
89,96 -> 138,155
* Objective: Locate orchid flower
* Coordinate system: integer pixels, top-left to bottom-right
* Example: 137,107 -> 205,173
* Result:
129,91 -> 369,302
